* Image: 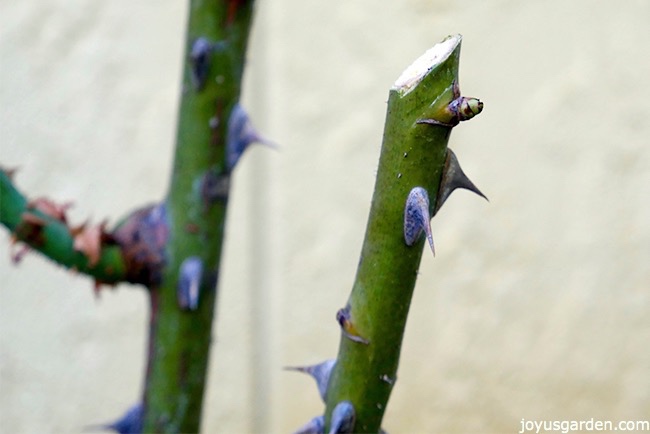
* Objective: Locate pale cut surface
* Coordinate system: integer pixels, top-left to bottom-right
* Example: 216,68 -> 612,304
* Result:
393,34 -> 461,94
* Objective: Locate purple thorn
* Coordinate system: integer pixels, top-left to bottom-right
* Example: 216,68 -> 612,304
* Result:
226,103 -> 277,171
293,415 -> 325,434
404,186 -> 435,255
330,401 -> 355,434
285,359 -> 336,402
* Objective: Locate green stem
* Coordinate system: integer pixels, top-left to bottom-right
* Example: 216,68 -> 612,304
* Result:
141,0 -> 255,432
324,35 -> 467,432
0,170 -> 127,283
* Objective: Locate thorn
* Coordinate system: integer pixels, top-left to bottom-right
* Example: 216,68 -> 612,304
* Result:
21,212 -> 47,227
84,403 -> 143,434
91,280 -> 115,299
293,415 -> 325,434
336,305 -> 369,345
435,149 -> 488,215
72,220 -> 109,267
177,256 -> 203,311
190,37 -> 214,91
1,166 -> 19,181
226,103 -> 277,171
403,187 -> 435,255
330,401 -> 355,434
294,416 -> 324,434
10,242 -> 31,264
93,280 -> 104,299
13,212 -> 47,251
28,197 -> 73,224
284,359 -> 336,402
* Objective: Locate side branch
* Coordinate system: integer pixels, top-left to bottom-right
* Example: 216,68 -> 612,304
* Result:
0,169 -> 127,284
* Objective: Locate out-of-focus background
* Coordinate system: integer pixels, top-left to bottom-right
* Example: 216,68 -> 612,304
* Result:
1,0 -> 649,433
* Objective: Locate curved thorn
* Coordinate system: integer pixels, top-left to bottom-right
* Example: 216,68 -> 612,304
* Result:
404,187 -> 435,255
284,359 -> 337,402
435,149 -> 488,215
227,103 -> 278,170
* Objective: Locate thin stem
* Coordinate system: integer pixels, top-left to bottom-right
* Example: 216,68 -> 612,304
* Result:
141,0 -> 255,432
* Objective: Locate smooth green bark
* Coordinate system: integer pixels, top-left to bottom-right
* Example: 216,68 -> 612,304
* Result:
324,35 -> 468,432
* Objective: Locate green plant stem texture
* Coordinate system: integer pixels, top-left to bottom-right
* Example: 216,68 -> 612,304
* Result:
0,171 -> 127,282
324,36 -> 465,432
142,0 -> 254,432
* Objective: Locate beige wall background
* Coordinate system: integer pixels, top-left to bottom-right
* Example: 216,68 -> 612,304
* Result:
1,1 -> 649,433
